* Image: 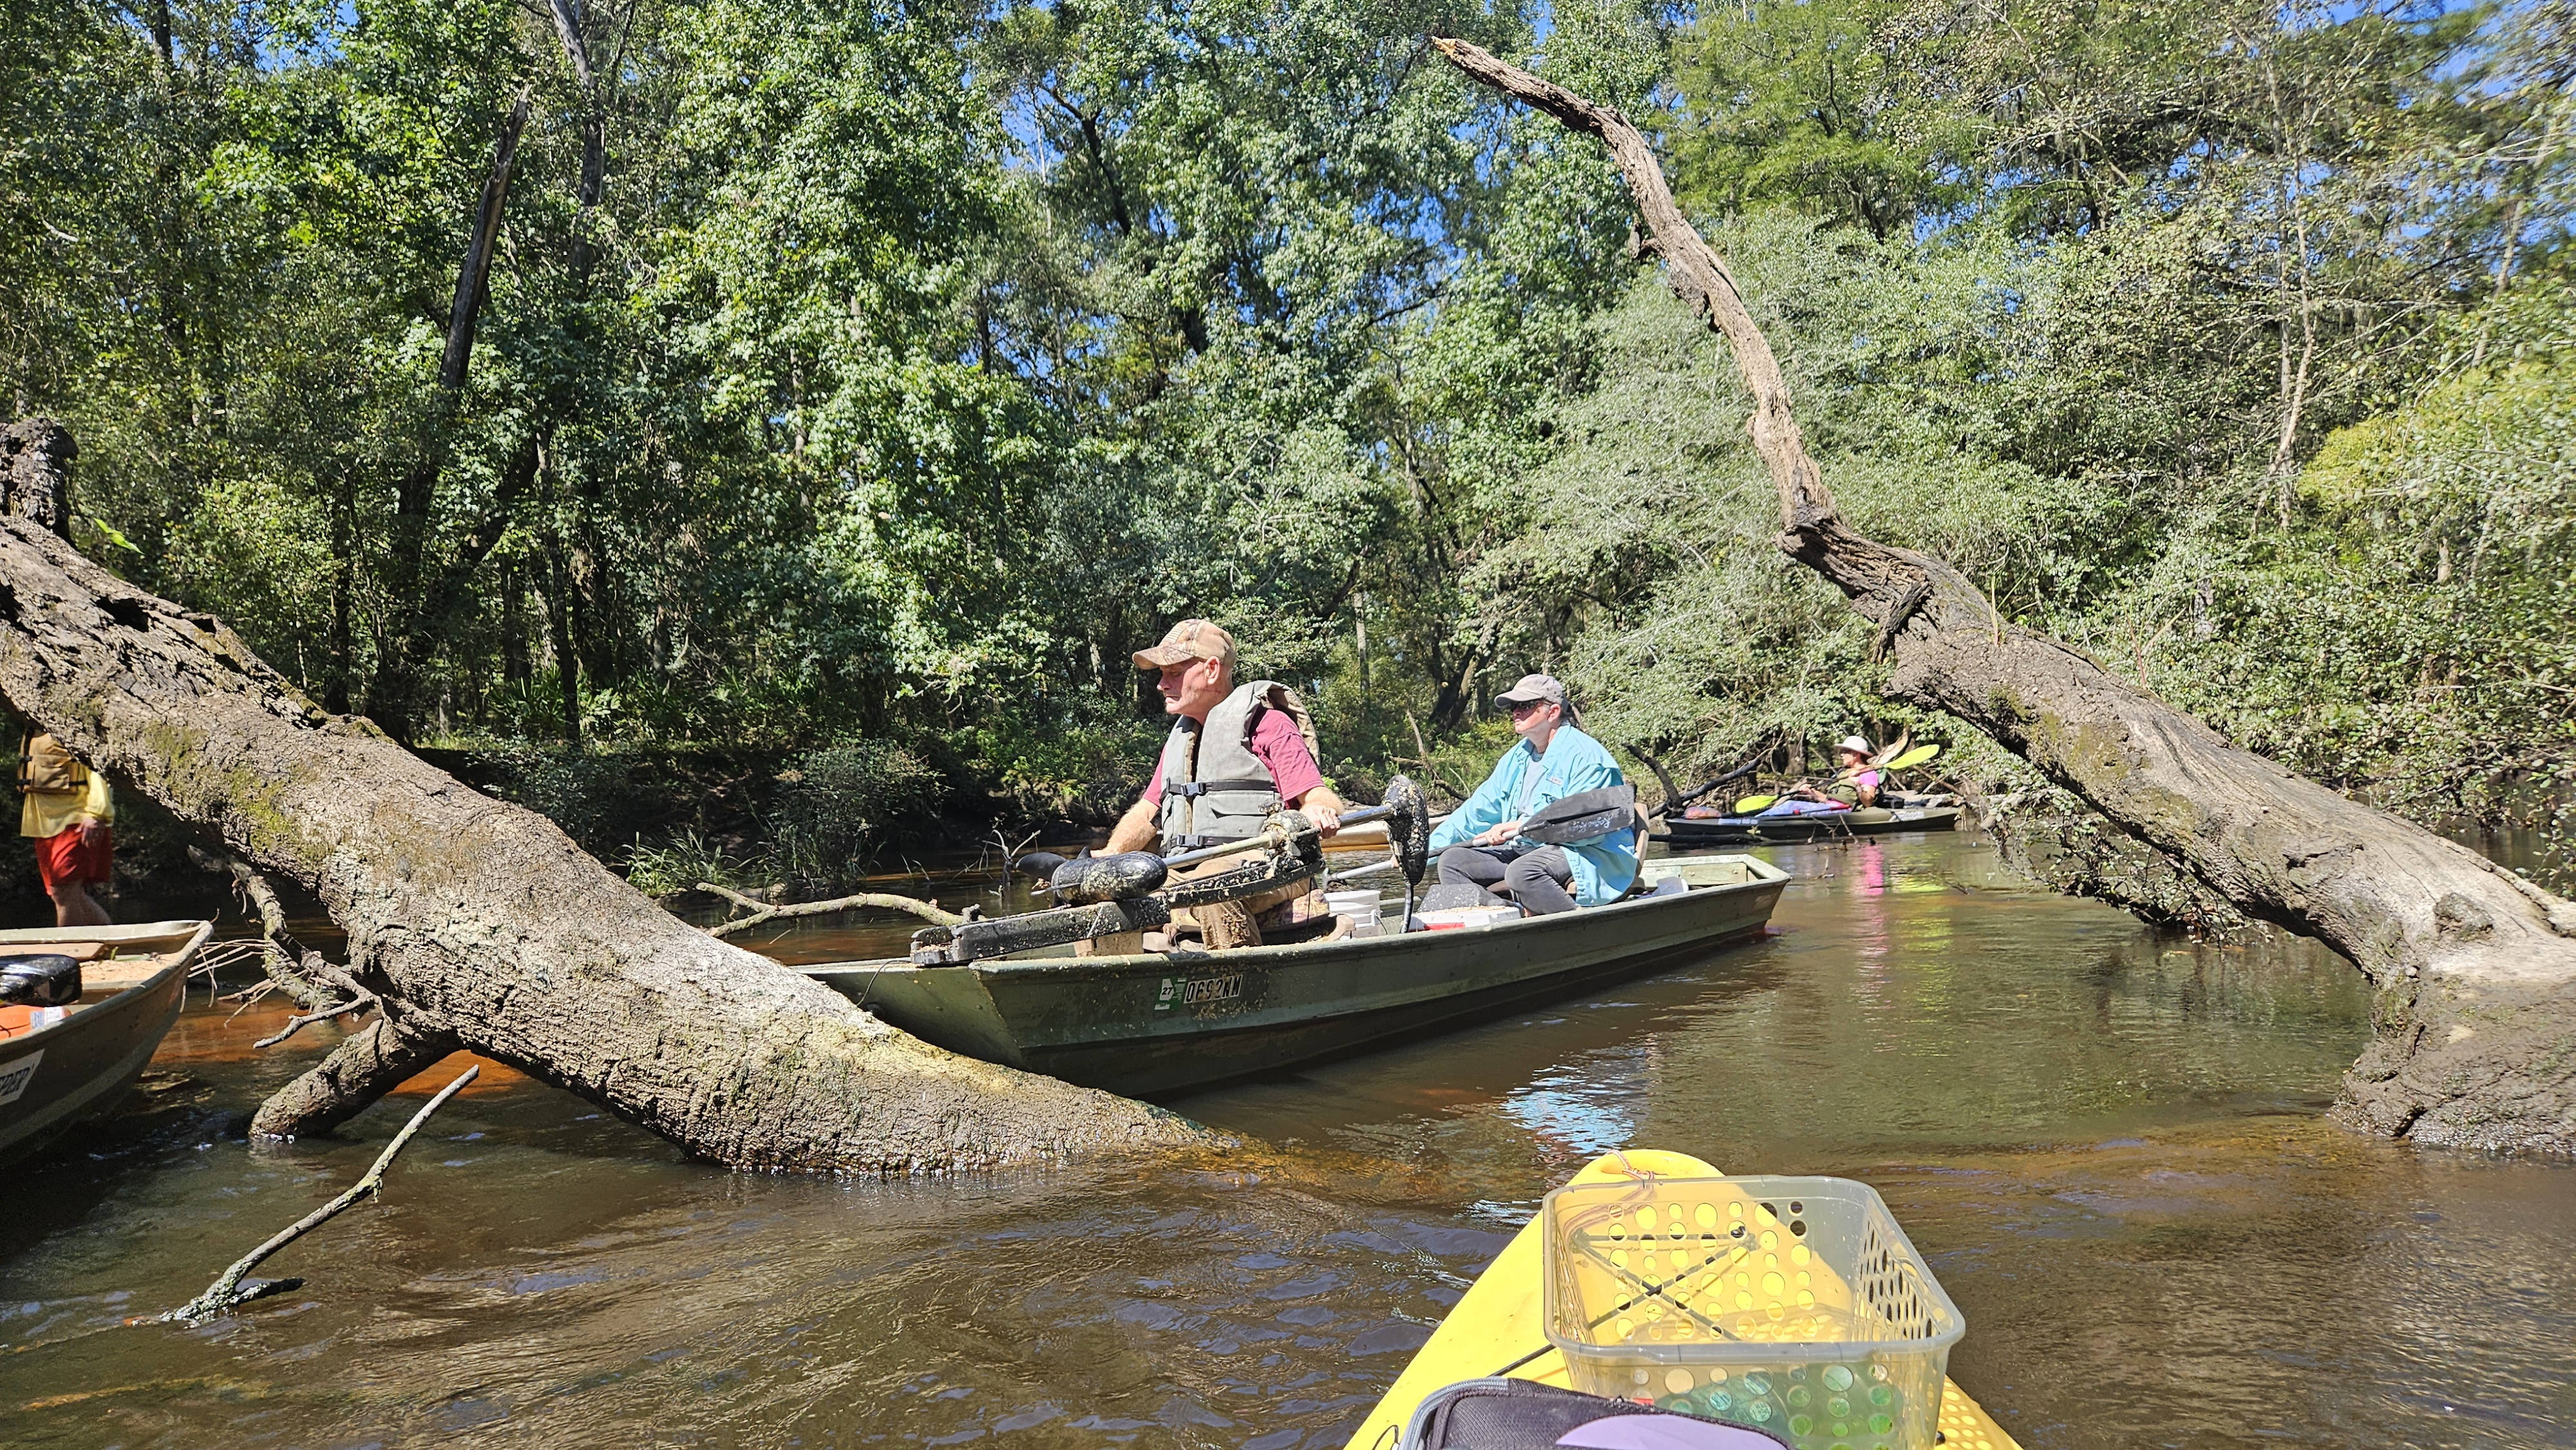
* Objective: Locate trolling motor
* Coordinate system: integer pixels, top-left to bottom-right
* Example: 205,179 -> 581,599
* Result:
913,777 -> 1433,965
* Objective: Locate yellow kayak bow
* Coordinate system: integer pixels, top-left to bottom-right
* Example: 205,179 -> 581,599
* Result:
1341,1150 -> 2020,1450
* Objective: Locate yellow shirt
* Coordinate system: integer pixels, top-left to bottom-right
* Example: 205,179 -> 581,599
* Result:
18,736 -> 112,839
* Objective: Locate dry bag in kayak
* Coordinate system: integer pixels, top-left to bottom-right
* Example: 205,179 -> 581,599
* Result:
1402,1379 -> 1790,1450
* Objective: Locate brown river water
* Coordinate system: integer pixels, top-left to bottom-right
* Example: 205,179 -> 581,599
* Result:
3,833 -> 2571,1448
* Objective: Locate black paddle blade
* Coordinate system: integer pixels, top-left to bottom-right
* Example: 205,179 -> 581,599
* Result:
1012,851 -> 1070,881
1381,774 -> 1431,885
1050,851 -> 1168,905
1522,784 -> 1639,844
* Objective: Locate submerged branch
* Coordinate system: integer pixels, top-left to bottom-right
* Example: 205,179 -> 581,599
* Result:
168,1066 -> 478,1321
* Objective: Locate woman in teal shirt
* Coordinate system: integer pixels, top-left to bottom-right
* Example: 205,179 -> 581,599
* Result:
1427,675 -> 1639,912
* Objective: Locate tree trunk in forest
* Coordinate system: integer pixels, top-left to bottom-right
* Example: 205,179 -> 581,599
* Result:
1,420 -> 74,540
0,506 -> 1218,1170
545,0 -> 607,279
372,88 -> 533,739
1432,35 -> 2576,1155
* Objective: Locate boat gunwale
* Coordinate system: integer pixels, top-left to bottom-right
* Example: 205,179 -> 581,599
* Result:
0,919 -> 213,1048
802,855 -> 1791,981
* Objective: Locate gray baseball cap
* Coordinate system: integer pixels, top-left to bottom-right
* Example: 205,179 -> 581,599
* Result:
1495,673 -> 1577,722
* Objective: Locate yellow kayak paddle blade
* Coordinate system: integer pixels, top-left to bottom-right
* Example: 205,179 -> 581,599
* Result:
1731,795 -> 1778,814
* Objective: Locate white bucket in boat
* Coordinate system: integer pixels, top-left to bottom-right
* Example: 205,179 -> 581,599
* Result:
1322,889 -> 1383,934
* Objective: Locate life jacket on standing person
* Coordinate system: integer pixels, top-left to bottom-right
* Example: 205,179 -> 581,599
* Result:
1151,681 -> 1321,854
17,732 -> 89,797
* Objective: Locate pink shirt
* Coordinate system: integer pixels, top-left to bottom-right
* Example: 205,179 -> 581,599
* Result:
1142,708 -> 1325,807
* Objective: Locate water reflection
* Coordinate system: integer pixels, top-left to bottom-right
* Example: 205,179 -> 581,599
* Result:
1,833 -> 2570,1450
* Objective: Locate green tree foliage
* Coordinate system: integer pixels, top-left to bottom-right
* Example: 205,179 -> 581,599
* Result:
1487,0 -> 2574,820
3,0 -> 2569,848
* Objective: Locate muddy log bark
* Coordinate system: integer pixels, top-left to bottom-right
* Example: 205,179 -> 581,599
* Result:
1432,35 -> 2576,1154
0,513 -> 1217,1169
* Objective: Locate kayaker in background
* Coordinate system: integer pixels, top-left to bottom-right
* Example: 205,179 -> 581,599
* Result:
18,730 -> 113,927
1104,619 -> 1345,948
1788,735 -> 1882,808
1428,675 -> 1637,915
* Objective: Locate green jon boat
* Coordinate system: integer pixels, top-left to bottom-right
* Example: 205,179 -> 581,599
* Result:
802,854 -> 1788,1097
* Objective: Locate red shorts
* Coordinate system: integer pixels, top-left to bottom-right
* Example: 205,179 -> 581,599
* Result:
34,825 -> 111,893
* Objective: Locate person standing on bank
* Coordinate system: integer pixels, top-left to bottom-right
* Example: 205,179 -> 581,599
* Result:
18,731 -> 113,927
1428,675 -> 1637,916
1104,619 -> 1346,948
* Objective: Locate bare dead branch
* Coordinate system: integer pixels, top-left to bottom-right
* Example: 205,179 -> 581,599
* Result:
252,986 -> 384,1050
167,1066 -> 479,1321
699,881 -> 965,939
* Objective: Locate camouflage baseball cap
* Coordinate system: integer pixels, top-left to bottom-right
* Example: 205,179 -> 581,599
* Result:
1133,619 -> 1236,670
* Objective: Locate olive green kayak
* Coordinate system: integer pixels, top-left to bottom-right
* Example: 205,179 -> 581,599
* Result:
1750,805 -> 1960,843
1663,805 -> 1960,847
801,854 -> 1788,1097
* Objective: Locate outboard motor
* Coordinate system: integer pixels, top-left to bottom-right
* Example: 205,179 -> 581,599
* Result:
0,954 -> 82,1008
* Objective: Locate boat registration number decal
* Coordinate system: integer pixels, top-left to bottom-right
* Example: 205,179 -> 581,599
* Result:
0,1050 -> 41,1106
1155,974 -> 1243,1012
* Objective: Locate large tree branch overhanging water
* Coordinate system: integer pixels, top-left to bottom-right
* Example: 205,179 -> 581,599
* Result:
0,491 -> 1217,1170
1428,34 -> 2576,1154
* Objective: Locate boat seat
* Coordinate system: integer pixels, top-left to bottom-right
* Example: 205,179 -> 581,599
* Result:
1418,881 -> 1505,912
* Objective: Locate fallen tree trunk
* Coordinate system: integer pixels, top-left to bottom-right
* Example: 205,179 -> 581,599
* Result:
1432,36 -> 2576,1154
0,496 -> 1217,1169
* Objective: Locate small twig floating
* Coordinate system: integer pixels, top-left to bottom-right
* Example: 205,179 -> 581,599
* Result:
164,1065 -> 480,1323
697,881 -> 965,939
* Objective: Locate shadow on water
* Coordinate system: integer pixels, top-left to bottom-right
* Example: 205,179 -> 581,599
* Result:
1,833 -> 2571,1449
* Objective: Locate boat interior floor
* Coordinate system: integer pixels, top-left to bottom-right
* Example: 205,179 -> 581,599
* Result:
0,935 -> 198,1039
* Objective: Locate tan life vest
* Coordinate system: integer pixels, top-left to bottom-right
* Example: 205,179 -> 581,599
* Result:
1153,681 -> 1320,852
17,733 -> 89,796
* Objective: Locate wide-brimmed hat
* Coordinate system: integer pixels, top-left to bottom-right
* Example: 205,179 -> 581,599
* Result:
1133,618 -> 1235,671
1496,673 -> 1577,723
1837,735 -> 1872,756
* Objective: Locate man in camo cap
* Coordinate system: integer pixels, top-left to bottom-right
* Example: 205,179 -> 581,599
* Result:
1103,619 -> 1344,948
